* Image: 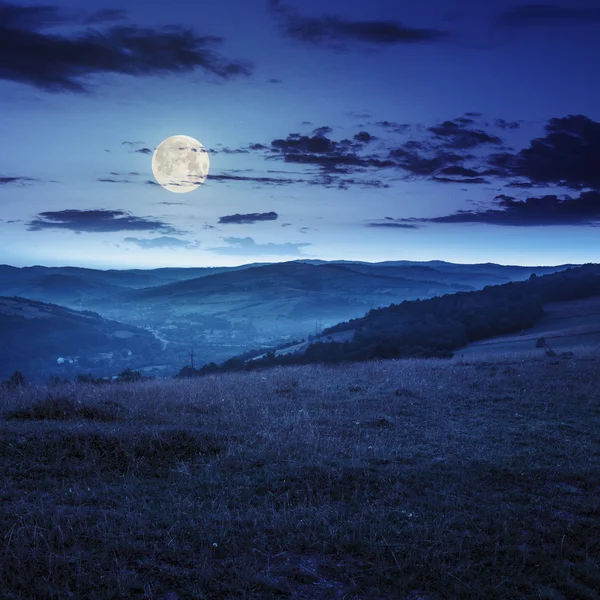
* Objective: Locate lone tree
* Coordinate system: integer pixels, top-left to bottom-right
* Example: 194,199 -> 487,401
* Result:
2,371 -> 26,389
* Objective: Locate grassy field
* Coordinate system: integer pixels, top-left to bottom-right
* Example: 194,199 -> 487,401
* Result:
1,354 -> 599,599
459,295 -> 600,359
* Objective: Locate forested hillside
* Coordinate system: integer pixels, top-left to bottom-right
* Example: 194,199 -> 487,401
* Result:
180,264 -> 600,376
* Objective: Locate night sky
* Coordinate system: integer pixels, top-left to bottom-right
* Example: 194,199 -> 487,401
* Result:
1,0 -> 599,268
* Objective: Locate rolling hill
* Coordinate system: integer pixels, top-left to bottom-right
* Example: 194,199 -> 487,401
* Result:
0,296 -> 163,381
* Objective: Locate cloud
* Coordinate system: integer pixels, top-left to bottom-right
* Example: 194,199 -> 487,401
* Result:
268,0 -> 448,48
27,209 -> 182,233
354,131 -> 378,144
432,176 -> 489,184
0,175 -> 38,185
367,220 -> 420,229
218,211 -> 279,224
374,121 -> 413,133
488,114 -> 600,190
124,236 -> 199,249
208,236 -> 311,256
495,118 -> 521,130
135,148 -> 153,155
387,191 -> 600,227
0,2 -> 251,92
122,140 -> 145,147
497,4 -> 600,26
428,120 -> 504,149
97,177 -> 132,184
208,173 -> 301,185
313,126 -> 333,136
269,132 -> 396,173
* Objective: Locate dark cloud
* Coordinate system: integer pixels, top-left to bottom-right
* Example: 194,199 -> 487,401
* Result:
437,166 -> 483,178
431,165 -> 490,184
210,146 -> 249,155
390,191 -> 600,227
367,220 -> 420,229
374,121 -> 412,133
97,177 -> 131,184
506,181 -> 538,189
354,131 -> 378,144
0,2 -> 251,92
218,211 -> 279,224
124,236 -> 199,249
267,77 -> 282,84
268,0 -> 448,48
488,115 -> 600,190
122,140 -> 145,147
428,120 -> 504,149
208,236 -> 311,256
432,176 -> 490,184
135,148 -> 153,155
27,209 -> 181,233
497,4 -> 600,26
454,116 -> 476,125
0,175 -> 38,185
269,132 -> 396,173
389,145 -> 465,177
208,173 -> 300,185
495,118 -> 521,130
313,126 -> 333,137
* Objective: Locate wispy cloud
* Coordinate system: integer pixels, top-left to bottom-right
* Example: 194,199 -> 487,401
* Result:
218,212 -> 279,224
268,0 -> 448,48
124,236 -> 199,249
207,236 -> 311,256
27,209 -> 182,233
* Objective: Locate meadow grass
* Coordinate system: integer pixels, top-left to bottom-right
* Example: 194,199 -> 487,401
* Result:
1,354 -> 599,599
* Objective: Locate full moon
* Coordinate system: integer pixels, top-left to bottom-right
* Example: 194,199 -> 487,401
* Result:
151,135 -> 210,193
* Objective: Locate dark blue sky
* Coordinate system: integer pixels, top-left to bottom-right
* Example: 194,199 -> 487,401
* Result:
1,0 -> 599,267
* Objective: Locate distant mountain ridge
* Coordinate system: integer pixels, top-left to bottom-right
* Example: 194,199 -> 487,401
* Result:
0,259 -> 581,381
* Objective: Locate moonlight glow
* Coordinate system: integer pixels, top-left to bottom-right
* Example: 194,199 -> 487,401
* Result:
151,135 -> 210,193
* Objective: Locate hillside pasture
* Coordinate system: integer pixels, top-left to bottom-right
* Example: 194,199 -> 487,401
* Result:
458,295 -> 600,359
1,355 -> 599,599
